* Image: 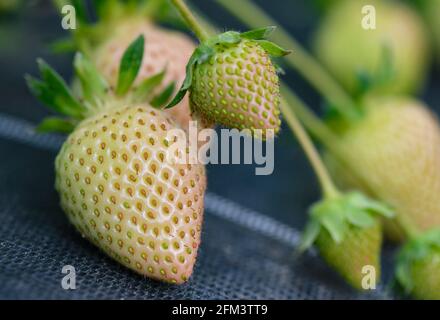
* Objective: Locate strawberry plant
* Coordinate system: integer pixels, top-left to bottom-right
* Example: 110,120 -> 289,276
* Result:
26,36 -> 206,284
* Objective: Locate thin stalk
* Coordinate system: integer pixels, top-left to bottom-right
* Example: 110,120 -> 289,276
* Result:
280,84 -> 338,146
170,0 -> 210,42
215,0 -> 359,121
395,215 -> 420,240
280,97 -> 339,199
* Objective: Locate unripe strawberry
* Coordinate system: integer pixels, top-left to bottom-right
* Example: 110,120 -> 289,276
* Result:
26,36 -> 207,284
327,97 -> 440,241
190,39 -> 281,137
300,191 -> 393,289
313,0 -> 430,95
167,27 -> 290,139
395,229 -> 440,299
316,219 -> 382,289
56,105 -> 206,284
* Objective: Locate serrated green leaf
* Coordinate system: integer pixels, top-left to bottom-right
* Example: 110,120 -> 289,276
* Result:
348,192 -> 394,218
256,40 -> 291,57
299,219 -> 321,252
345,209 -> 375,228
116,35 -> 145,96
73,52 -> 109,102
132,68 -> 167,103
215,31 -> 241,45
320,210 -> 346,244
36,117 -> 76,134
240,26 -> 276,40
26,59 -> 86,118
150,82 -> 176,108
166,44 -> 214,109
165,88 -> 187,109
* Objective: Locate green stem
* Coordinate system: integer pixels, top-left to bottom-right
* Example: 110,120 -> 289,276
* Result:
280,84 -> 337,145
396,215 -> 420,240
215,0 -> 359,121
280,97 -> 339,199
171,0 -> 210,42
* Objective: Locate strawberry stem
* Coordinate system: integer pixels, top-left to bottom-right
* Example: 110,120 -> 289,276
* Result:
215,0 -> 360,122
280,97 -> 340,199
396,215 -> 420,240
171,0 -> 210,42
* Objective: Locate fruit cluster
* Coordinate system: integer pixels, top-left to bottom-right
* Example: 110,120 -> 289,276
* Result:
24,0 -> 440,299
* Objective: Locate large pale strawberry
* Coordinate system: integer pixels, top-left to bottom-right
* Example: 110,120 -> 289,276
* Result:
167,27 -> 290,139
313,0 -> 430,95
395,229 -> 440,299
326,96 -> 440,242
300,191 -> 393,289
26,36 -> 207,284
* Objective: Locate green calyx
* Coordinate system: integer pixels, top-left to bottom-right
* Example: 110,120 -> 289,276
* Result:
27,35 -> 175,133
166,26 -> 291,109
395,228 -> 440,295
300,191 -> 394,251
51,0 -> 185,54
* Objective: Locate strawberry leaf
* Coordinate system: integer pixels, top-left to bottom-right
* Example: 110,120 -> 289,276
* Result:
166,44 -> 214,109
73,53 -> 109,102
256,40 -> 291,57
215,31 -> 241,45
36,117 -> 76,134
150,82 -> 176,108
116,35 -> 145,96
299,219 -> 321,252
26,59 -> 86,119
132,68 -> 167,103
240,26 -> 276,40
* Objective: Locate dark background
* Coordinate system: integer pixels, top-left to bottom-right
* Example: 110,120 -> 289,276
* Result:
0,0 -> 438,299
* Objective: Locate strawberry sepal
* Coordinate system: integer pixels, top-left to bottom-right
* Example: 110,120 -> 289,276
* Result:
395,228 -> 440,297
300,191 -> 394,251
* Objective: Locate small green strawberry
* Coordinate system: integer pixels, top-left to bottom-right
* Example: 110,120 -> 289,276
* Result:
167,27 -> 290,139
395,229 -> 440,300
313,0 -> 430,95
326,96 -> 440,242
300,191 -> 393,289
26,36 -> 207,284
